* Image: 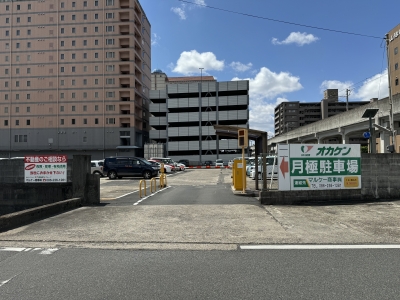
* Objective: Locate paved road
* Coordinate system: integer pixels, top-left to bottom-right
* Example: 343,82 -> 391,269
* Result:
1,247 -> 400,300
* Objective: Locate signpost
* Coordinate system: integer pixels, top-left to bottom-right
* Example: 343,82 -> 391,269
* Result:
24,155 -> 68,183
278,144 -> 361,191
238,129 -> 248,193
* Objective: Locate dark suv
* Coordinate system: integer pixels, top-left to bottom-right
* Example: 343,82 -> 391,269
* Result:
203,161 -> 213,166
103,157 -> 158,180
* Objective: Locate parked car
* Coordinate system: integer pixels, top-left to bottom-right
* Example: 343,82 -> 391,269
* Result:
175,162 -> 186,171
91,160 -> 104,176
250,156 -> 278,180
178,159 -> 190,167
148,159 -> 172,173
149,157 -> 176,172
203,161 -> 213,166
215,159 -> 224,167
103,157 -> 158,180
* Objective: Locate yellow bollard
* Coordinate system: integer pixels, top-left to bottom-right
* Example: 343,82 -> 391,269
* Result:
163,173 -> 167,187
139,180 -> 147,198
150,177 -> 157,193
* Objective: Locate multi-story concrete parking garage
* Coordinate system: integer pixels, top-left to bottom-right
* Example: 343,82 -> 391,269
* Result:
149,74 -> 249,164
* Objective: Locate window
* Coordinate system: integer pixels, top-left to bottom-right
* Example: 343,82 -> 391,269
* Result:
396,63 -> 399,70
27,55 -> 31,61
15,120 -> 19,126
15,107 -> 19,113
28,4 -> 31,10
27,94 -> 30,100
5,30 -> 9,37
17,17 -> 20,23
94,14 -> 99,20
106,92 -> 115,98
95,92 -> 99,98
106,39 -> 114,45
84,14 -> 87,20
106,13 -> 114,19
95,118 -> 99,124
106,78 -> 115,84
27,68 -> 31,74
61,15 -> 64,21
83,66 -> 88,72
83,105 -> 87,111
72,15 -> 76,21
106,105 -> 115,111
72,79 -> 76,86
83,53 -> 87,59
16,68 -> 20,74
396,78 -> 399,86
72,92 -> 76,98
4,107 -> 8,113
5,69 -> 9,75
95,79 -> 99,85
60,119 -> 64,125
106,65 -> 115,71
83,119 -> 88,125
27,107 -> 30,112
84,1 -> 87,7
95,53 -> 99,58
5,82 -> 8,87
106,118 -> 115,124
4,120 -> 8,126
106,26 -> 114,32
83,79 -> 87,85
95,0 -> 99,6
72,53 -> 76,59
5,94 -> 8,100
61,54 -> 64,59
72,119 -> 76,125
16,30 -> 20,36
27,29 -> 31,35
60,67 -> 64,73
106,0 -> 115,6
27,81 -> 30,87
95,66 -> 99,71
95,27 -> 99,33
60,80 -> 64,86
72,28 -> 76,33
16,81 -> 20,87
72,2 -> 76,7
16,56 -> 20,62
83,40 -> 87,46
72,66 -> 76,72
395,47 -> 398,55
15,94 -> 19,100
60,106 -> 64,112
27,42 -> 31,48
83,27 -> 87,33
27,17 -> 31,22
61,2 -> 64,8
60,93 -> 64,99
72,106 -> 76,111
6,4 -> 9,10
6,43 -> 9,49
72,40 -> 76,46
26,120 -> 30,126
61,41 -> 64,47
106,52 -> 115,58
16,43 -> 20,49
95,39 -> 99,45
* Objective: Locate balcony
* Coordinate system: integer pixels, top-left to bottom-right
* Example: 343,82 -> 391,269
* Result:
120,65 -> 130,75
120,51 -> 130,61
120,25 -> 129,35
119,12 -> 129,22
120,0 -> 129,8
120,38 -> 130,48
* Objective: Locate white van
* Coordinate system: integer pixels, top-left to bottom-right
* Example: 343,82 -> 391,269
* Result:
250,156 -> 278,180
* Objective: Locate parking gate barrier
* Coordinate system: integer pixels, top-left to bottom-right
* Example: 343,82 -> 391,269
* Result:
139,179 -> 146,198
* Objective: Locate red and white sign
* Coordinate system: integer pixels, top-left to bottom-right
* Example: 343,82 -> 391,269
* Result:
24,155 -> 68,183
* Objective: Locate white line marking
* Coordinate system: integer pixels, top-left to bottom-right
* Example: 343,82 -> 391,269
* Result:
0,248 -> 26,252
133,186 -> 171,205
240,245 -> 400,250
39,248 -> 59,255
24,248 -> 32,252
0,278 -> 12,287
115,190 -> 139,199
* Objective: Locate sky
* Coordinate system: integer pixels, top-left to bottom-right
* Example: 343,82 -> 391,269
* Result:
140,0 -> 399,136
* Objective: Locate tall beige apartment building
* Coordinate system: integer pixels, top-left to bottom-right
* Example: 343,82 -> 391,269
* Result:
0,0 -> 151,159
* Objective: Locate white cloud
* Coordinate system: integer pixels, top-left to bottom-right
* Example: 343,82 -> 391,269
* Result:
233,67 -> 302,133
272,32 -> 319,46
230,62 -> 253,72
172,50 -> 224,75
151,33 -> 160,46
171,7 -> 186,20
320,70 -> 389,102
171,0 -> 206,19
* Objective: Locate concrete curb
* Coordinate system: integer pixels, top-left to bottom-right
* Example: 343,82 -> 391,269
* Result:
0,198 -> 82,232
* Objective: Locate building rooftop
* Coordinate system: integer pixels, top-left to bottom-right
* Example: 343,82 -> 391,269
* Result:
167,76 -> 216,82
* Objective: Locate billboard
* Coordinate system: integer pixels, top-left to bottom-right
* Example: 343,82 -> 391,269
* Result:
278,144 -> 361,191
24,155 -> 68,183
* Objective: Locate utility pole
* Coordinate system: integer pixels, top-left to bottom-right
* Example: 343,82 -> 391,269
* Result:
346,89 -> 349,111
385,33 -> 396,152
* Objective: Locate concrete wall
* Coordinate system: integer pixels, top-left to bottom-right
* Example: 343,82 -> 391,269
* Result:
261,153 -> 400,204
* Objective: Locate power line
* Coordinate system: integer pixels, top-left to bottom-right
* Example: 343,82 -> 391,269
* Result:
178,0 -> 384,40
